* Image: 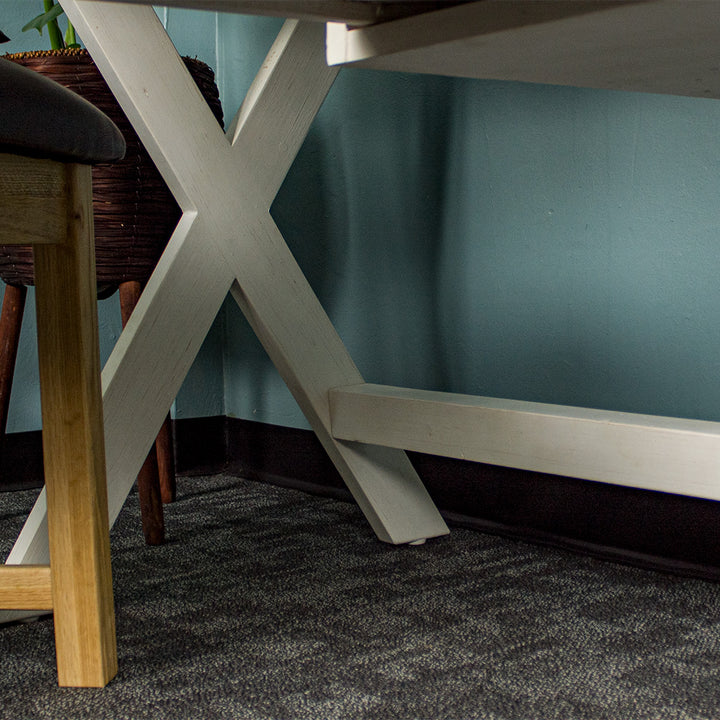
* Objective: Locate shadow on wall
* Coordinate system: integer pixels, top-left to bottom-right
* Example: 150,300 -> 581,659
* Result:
279,68 -> 458,393
222,69 -> 460,427
222,123 -> 340,428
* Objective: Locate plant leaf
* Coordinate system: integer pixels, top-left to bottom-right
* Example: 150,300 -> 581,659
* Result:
64,20 -> 77,47
22,5 -> 65,35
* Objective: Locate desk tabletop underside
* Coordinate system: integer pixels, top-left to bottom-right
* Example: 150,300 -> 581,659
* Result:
99,0 -> 720,99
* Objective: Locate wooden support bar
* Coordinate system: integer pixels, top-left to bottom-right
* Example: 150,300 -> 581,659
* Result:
330,383 -> 720,501
229,20 -> 340,203
0,565 -> 52,610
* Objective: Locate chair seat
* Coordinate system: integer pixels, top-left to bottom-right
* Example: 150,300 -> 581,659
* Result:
0,58 -> 125,164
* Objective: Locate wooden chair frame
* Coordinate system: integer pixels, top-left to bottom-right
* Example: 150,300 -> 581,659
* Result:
0,153 -> 116,687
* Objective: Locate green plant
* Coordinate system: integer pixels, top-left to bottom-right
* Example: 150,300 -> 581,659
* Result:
22,1 -> 79,50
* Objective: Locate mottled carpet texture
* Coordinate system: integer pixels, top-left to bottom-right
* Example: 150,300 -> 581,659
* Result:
2,475 -> 720,719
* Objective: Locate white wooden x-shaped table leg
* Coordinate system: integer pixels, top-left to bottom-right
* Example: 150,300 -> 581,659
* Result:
4,2 -> 448,599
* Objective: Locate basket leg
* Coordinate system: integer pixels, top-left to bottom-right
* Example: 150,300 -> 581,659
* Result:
119,280 -> 165,545
119,280 -> 176,503
0,284 -> 27,434
136,447 -> 164,546
155,415 -> 176,503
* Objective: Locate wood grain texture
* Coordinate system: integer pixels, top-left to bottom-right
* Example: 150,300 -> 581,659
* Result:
0,565 -> 52,610
229,20 -> 339,203
327,0 -> 720,99
33,162 -> 116,686
0,154 -> 68,244
330,384 -> 720,501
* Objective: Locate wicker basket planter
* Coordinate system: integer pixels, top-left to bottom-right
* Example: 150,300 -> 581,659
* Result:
1,49 -> 223,296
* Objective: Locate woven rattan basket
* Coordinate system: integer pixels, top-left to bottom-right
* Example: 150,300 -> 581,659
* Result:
1,49 -> 223,296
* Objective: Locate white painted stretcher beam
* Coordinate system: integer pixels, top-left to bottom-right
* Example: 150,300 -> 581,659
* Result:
329,384 -> 720,500
326,0 -> 720,99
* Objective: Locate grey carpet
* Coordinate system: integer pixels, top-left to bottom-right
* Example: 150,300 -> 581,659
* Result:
2,474 -> 720,720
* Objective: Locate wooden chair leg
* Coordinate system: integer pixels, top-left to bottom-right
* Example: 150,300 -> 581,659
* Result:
155,414 -> 176,503
0,283 -> 27,434
119,278 -> 176,503
33,162 -> 116,687
135,446 -> 165,546
118,280 -> 168,544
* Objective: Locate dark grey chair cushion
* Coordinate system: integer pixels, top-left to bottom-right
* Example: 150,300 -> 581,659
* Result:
0,57 -> 125,164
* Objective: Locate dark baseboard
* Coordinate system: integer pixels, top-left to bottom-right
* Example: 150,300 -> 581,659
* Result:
220,417 -> 720,581
0,430 -> 44,491
173,415 -> 228,478
4,416 -> 720,579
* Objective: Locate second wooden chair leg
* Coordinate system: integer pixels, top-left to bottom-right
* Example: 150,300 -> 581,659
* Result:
118,280 -> 167,545
155,414 -> 176,503
0,283 -> 27,434
135,445 -> 165,546
119,280 -> 176,503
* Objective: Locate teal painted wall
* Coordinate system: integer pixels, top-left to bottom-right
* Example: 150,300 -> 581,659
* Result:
4,6 -> 720,433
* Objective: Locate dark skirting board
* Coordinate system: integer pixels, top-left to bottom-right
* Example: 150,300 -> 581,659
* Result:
4,416 -> 720,580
